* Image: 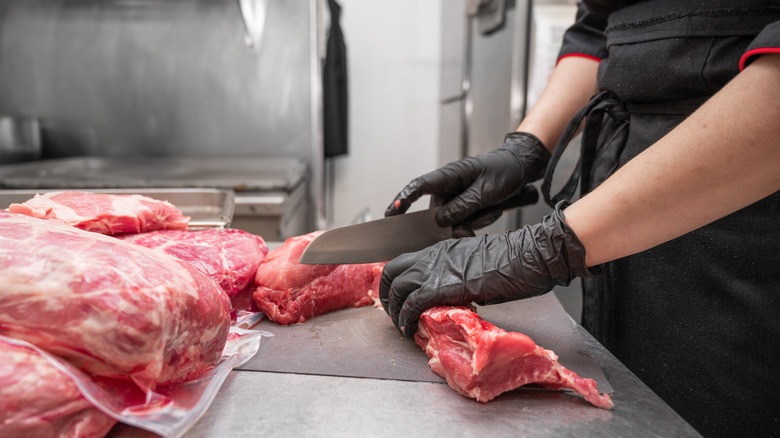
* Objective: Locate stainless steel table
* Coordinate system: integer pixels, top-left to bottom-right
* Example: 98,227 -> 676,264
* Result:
108,298 -> 702,438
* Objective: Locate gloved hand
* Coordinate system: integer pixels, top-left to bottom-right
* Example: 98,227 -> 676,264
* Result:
385,132 -> 550,234
379,202 -> 600,337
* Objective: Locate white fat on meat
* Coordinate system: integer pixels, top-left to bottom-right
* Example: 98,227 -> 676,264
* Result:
8,190 -> 189,235
0,338 -> 117,438
117,228 -> 269,299
0,211 -> 231,390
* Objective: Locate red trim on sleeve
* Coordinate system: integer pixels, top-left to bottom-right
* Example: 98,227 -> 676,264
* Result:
739,48 -> 780,71
556,53 -> 602,65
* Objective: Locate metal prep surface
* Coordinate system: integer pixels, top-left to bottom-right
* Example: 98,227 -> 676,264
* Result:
0,188 -> 235,229
240,293 -> 612,394
107,294 -> 701,438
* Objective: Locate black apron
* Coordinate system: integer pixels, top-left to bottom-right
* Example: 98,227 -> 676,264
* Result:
542,1 -> 780,437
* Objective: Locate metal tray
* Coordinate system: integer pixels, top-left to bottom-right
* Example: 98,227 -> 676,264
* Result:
0,156 -> 307,192
0,188 -> 235,229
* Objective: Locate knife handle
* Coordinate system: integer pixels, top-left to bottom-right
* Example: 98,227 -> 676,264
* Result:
493,185 -> 539,211
453,185 -> 539,237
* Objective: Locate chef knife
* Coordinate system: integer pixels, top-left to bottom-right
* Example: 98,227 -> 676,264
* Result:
299,185 -> 539,265
298,207 -> 452,265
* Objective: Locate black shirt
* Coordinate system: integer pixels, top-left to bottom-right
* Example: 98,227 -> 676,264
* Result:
558,0 -> 780,70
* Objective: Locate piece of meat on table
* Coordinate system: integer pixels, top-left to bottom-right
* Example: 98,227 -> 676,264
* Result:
8,190 -> 189,235
416,306 -> 614,409
0,211 -> 231,390
118,228 -> 269,299
0,338 -> 117,438
253,231 -> 386,325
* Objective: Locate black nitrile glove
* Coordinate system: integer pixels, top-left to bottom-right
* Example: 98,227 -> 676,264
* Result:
385,132 -> 550,234
379,202 -> 600,337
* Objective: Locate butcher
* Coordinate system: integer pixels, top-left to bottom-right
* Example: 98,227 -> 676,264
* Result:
378,1 -> 779,437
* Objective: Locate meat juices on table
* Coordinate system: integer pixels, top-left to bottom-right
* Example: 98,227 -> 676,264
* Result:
8,190 -> 189,235
253,231 -> 386,325
0,211 -> 231,390
416,306 -> 613,409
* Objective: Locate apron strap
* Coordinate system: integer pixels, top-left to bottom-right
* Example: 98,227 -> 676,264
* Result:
542,90 -> 630,207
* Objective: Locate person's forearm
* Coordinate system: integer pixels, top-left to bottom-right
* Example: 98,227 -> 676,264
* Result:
564,54 -> 780,266
517,56 -> 600,152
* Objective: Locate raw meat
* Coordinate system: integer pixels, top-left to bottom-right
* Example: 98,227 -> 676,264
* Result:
415,306 -> 614,409
229,284 -> 262,313
253,231 -> 386,325
117,228 -> 269,298
8,191 -> 189,235
0,337 -> 117,438
0,211 -> 231,390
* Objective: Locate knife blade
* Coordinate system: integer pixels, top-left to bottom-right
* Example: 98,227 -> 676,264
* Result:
298,208 -> 452,265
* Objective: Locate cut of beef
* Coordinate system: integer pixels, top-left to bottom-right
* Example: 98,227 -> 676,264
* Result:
0,337 -> 117,438
253,231 -> 386,325
415,306 -> 613,409
118,228 -> 269,299
8,191 -> 189,235
0,211 -> 231,390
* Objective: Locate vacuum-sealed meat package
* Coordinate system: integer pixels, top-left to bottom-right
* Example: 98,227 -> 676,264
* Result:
8,190 -> 189,235
0,211 -> 231,390
0,336 -> 116,438
118,228 -> 269,299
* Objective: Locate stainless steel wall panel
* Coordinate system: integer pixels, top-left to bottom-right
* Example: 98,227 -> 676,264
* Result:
0,0 -> 325,234
0,0 -> 315,161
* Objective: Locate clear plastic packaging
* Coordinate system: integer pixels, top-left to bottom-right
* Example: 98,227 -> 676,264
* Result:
1,311 -> 270,438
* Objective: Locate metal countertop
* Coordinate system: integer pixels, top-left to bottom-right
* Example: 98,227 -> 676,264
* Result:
107,296 -> 702,438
